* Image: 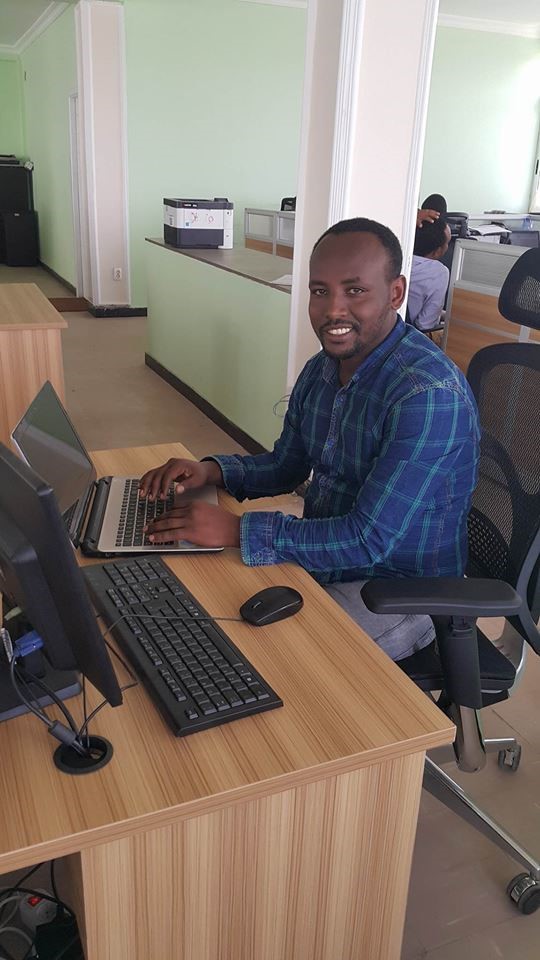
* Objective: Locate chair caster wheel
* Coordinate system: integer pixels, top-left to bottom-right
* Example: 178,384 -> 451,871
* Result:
507,873 -> 540,914
498,744 -> 521,772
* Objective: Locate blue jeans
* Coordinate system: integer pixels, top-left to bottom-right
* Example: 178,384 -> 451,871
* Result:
323,580 -> 434,662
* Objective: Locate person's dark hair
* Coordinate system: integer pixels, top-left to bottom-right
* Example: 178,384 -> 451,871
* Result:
312,217 -> 402,280
414,217 -> 449,257
421,193 -> 447,215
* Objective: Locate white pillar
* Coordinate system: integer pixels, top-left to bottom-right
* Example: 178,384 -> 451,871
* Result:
75,0 -> 130,307
288,0 -> 439,387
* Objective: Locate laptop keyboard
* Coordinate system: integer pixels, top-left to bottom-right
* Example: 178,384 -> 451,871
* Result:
116,479 -> 175,548
83,555 -> 283,736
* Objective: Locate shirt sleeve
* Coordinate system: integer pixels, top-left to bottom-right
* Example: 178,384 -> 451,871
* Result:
239,385 -> 478,574
207,373 -> 313,502
414,263 -> 449,331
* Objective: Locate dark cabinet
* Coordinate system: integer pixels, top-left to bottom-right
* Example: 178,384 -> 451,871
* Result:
0,211 -> 39,266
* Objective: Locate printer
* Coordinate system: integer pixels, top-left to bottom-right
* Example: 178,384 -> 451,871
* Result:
163,198 -> 233,249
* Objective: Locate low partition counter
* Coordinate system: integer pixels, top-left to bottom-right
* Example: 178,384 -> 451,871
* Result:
0,282 -> 67,445
145,240 -> 294,450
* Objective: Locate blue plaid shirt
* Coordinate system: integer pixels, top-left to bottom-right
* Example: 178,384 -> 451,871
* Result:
211,319 -> 480,584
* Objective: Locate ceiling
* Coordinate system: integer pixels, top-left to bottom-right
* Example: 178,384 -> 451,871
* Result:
0,0 -> 538,51
0,1 -> 65,48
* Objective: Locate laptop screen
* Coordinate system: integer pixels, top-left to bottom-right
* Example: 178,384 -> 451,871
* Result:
11,381 -> 97,515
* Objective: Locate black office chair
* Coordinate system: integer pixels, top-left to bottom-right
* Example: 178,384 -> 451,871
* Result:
362,248 -> 540,914
446,212 -> 469,239
280,197 -> 296,211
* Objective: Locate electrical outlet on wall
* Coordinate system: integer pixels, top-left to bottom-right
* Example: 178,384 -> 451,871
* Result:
113,267 -> 122,281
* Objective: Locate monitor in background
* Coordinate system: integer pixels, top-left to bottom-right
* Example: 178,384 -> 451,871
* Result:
509,230 -> 540,249
0,442 -> 122,773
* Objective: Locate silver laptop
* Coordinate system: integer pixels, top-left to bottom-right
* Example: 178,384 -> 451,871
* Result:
11,381 -> 222,557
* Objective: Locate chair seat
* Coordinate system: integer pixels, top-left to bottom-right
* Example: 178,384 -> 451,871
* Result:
398,630 -> 516,695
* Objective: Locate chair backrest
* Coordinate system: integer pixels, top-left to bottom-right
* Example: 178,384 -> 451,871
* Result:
466,248 -> 540,649
446,212 -> 469,239
280,197 -> 296,211
509,230 -> 540,249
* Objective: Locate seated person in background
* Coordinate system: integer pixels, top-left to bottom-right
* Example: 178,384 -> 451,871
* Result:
416,192 -> 447,229
139,218 -> 480,663
421,193 -> 447,215
408,217 -> 451,331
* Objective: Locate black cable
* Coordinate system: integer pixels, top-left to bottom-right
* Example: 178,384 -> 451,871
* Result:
81,676 -> 90,750
9,658 -> 49,725
76,678 -> 138,740
16,666 -> 79,734
49,859 -> 59,905
3,863 -> 44,896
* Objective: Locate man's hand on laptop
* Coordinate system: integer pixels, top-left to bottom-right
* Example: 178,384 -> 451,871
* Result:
144,501 -> 241,548
139,458 -> 223,500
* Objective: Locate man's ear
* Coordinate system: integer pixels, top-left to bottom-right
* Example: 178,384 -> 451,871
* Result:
390,274 -> 406,310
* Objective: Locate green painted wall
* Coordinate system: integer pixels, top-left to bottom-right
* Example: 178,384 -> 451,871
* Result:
0,58 -> 24,156
20,7 -> 77,285
124,0 -> 306,306
146,243 -> 290,448
421,28 -> 540,213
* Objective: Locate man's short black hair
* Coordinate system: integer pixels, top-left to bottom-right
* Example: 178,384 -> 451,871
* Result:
312,217 -> 403,281
414,217 -> 449,257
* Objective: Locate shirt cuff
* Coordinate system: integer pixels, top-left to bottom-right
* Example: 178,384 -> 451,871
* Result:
202,455 -> 246,501
239,512 -> 279,566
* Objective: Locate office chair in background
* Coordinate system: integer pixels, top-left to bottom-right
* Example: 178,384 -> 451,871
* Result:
509,230 -> 540,249
363,248 -> 540,914
280,197 -> 296,211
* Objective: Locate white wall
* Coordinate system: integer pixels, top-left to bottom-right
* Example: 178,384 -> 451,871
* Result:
75,0 -> 130,306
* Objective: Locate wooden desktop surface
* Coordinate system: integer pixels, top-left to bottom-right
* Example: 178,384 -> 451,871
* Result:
0,443 -> 454,959
0,282 -> 67,330
0,442 -> 453,873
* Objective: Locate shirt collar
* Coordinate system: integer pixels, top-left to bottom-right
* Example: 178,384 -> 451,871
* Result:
321,316 -> 406,386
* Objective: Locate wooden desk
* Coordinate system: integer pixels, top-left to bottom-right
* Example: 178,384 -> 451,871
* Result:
0,282 -> 67,444
0,444 -> 454,960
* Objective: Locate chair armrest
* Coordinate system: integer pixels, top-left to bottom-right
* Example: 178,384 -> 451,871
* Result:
361,577 -> 522,618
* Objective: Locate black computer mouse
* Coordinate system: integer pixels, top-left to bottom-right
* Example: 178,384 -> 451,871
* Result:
239,585 -> 303,626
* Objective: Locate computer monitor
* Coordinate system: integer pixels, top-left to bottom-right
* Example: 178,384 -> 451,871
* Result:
0,442 -> 122,769
509,230 -> 540,249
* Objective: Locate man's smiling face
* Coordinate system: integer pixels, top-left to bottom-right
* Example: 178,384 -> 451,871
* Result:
308,231 -> 406,381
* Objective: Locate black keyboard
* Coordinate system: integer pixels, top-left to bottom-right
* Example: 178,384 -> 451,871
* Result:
116,480 -> 176,548
83,556 -> 283,736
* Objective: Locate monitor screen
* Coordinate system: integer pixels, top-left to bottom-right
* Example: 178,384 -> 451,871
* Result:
0,442 -> 122,720
11,381 -> 96,515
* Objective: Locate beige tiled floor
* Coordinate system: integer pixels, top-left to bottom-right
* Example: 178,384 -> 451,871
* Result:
4,266 -> 540,958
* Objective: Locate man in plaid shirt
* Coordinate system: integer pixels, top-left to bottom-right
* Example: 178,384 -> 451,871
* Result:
140,218 -> 480,661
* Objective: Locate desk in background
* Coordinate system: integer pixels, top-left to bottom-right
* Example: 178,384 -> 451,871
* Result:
0,283 -> 66,445
0,443 -> 454,960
